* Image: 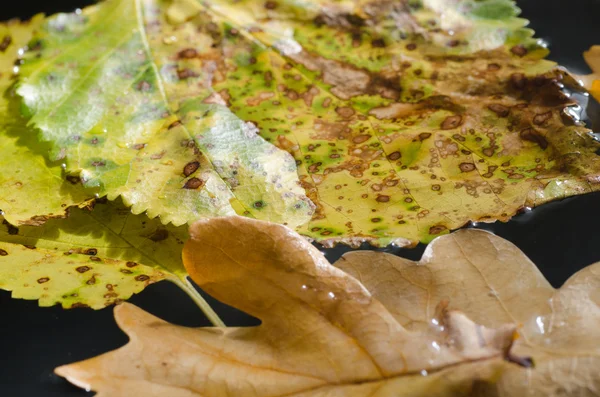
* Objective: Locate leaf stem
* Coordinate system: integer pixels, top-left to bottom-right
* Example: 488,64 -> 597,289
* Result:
169,276 -> 225,327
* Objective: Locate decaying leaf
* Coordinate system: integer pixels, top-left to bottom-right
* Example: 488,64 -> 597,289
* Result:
56,217 -> 526,396
16,0 -> 313,228
0,17 -> 93,226
16,0 -> 600,246
336,229 -> 600,396
0,200 -> 217,317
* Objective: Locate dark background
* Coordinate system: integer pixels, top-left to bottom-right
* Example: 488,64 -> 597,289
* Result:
1,0 -> 600,395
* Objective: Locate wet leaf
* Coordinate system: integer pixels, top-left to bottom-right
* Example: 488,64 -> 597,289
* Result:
336,229 -> 600,397
17,0 -> 313,228
0,199 -> 217,316
15,0 -> 600,246
0,17 -> 93,226
56,216 -> 522,396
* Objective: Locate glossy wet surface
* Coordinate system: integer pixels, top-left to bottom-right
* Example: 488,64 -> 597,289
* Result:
1,0 -> 600,395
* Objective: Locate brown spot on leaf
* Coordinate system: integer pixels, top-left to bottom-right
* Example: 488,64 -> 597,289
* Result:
37,277 -> 50,284
487,63 -> 501,71
183,177 -> 204,189
520,128 -> 548,150
90,257 -> 102,262
459,163 -> 476,172
371,38 -> 386,48
86,276 -> 96,285
136,81 -> 151,91
510,45 -> 528,57
429,225 -> 447,235
488,104 -> 510,117
70,303 -> 90,309
120,269 -> 133,274
406,43 -> 417,51
126,261 -> 138,268
510,73 -> 527,90
177,48 -> 198,59
335,107 -> 355,118
183,161 -> 200,177
418,132 -> 432,141
135,275 -> 150,282
0,249 -> 7,256
149,228 -> 169,242
264,0 -> 277,9
376,195 -> 390,203
84,248 -> 98,256
352,135 -> 370,144
387,151 -> 401,161
76,266 -> 91,273
0,35 -> 12,52
441,115 -> 462,130
177,69 -> 199,80
168,120 -> 182,129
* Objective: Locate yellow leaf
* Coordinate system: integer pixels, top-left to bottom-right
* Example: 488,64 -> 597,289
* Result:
55,218 -> 529,396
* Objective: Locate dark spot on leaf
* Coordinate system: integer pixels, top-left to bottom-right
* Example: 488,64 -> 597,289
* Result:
76,266 -> 91,273
406,43 -> 417,51
183,177 -> 204,189
135,275 -> 150,282
6,223 -> 18,235
487,63 -> 501,71
446,39 -> 460,47
387,151 -> 401,161
90,257 -> 102,262
84,248 -> 97,256
0,249 -> 7,256
126,261 -> 138,268
510,45 -> 528,57
168,120 -> 182,129
418,133 -> 432,141
86,276 -> 96,285
177,48 -> 198,59
429,225 -> 447,235
253,201 -> 264,209
66,175 -> 81,184
0,35 -> 12,52
459,163 -> 476,172
132,143 -> 146,150
70,303 -> 90,309
376,195 -> 390,203
24,245 -> 36,249
520,128 -> 548,150
91,161 -> 105,167
432,184 -> 441,191
120,269 -> 133,274
104,292 -> 118,298
183,161 -> 200,177
177,68 -> 199,80
371,217 -> 382,223
37,277 -> 50,284
264,0 -> 277,9
371,38 -> 385,48
149,229 -> 169,242
488,104 -> 510,117
510,73 -> 527,90
441,115 -> 462,130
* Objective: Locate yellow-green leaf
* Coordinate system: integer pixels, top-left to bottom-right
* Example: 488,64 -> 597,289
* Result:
0,17 -> 93,226
17,0 -> 313,228
0,199 -> 218,320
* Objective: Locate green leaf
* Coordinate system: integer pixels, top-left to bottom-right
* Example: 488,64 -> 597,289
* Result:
0,17 -> 93,226
17,0 -> 313,228
0,199 -> 219,321
467,0 -> 521,20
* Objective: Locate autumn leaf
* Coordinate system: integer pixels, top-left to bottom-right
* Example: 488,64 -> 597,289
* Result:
0,17 -> 94,226
580,45 -> 600,102
55,216 -> 524,396
336,229 -> 600,396
11,0 -> 600,246
15,0 -> 313,228
0,199 -> 220,323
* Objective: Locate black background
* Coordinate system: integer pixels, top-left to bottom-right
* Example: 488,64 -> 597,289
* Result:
1,1 -> 600,395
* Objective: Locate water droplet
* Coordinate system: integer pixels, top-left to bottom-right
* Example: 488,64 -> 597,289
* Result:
17,48 -> 25,56
163,36 -> 177,44
328,291 -> 336,299
431,341 -> 440,351
12,66 -> 19,74
535,316 -> 545,334
301,284 -> 308,290
420,370 -> 428,376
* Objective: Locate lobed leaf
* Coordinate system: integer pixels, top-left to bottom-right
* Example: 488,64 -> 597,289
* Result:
337,230 -> 600,396
56,217 -> 521,396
